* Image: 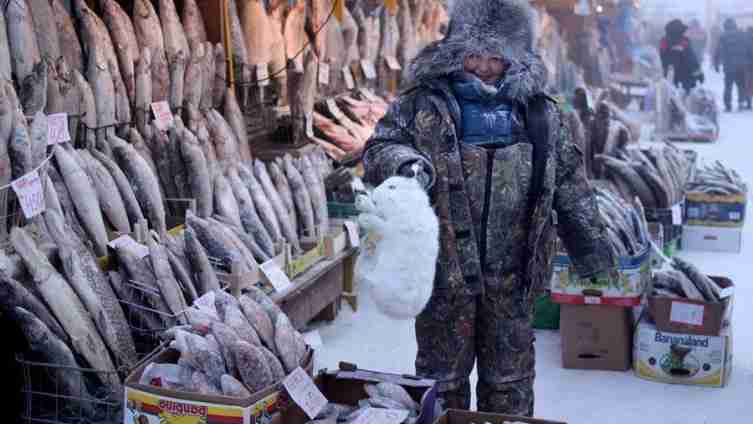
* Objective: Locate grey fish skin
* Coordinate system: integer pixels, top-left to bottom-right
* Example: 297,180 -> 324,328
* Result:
45,62 -> 65,114
208,217 -> 258,270
108,269 -> 165,333
151,123 -> 179,202
47,164 -> 91,245
10,227 -> 121,391
238,164 -> 283,247
182,0 -> 209,50
220,374 -> 251,398
79,150 -> 131,234
167,247 -> 199,304
160,0 -> 190,65
54,146 -> 109,256
135,47 -> 152,137
255,160 -> 300,252
234,341 -> 275,393
111,137 -> 167,235
275,314 -> 304,373
10,307 -> 96,418
115,244 -> 174,321
0,83 -> 12,237
206,109 -> 239,170
672,258 -> 720,302
300,155 -> 329,235
223,302 -> 261,346
129,125 -> 158,174
268,161 -> 297,235
131,0 -> 168,102
665,270 -> 705,301
187,213 -> 248,275
180,127 -> 213,218
184,44 -> 205,111
101,0 -> 139,105
226,167 -> 275,256
29,112 -> 47,173
44,209 -> 137,369
635,164 -> 672,209
0,12 -> 11,81
56,61 -> 81,143
210,321 -> 240,377
27,0 -> 61,64
213,45 -> 227,109
9,109 -> 31,180
148,236 -> 189,323
169,51 -> 188,111
223,89 -> 251,163
211,214 -> 271,263
151,48 -> 171,103
214,173 -> 243,228
6,0 -> 42,87
0,272 -> 68,344
89,146 -> 146,227
245,285 -> 284,323
184,224 -> 221,296
72,70 -> 97,149
239,295 -> 276,353
284,155 -> 316,239
260,345 -> 286,381
599,155 -> 659,210
52,0 -> 84,75
169,117 -> 190,199
201,43 -> 215,112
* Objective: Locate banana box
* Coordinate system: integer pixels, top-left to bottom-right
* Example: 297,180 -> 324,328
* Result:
633,316 -> 733,388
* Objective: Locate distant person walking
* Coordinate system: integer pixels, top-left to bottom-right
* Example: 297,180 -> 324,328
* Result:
713,18 -> 753,111
660,19 -> 704,94
686,19 -> 708,63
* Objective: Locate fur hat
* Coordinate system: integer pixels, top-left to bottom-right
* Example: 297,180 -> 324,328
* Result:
407,0 -> 547,101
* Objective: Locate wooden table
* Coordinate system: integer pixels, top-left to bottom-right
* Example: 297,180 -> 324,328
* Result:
272,247 -> 359,330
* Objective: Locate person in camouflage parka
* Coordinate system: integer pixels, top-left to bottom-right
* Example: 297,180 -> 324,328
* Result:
362,0 -> 617,416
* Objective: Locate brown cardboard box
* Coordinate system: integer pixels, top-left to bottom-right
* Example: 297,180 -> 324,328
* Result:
124,347 -> 313,424
648,276 -> 734,336
283,365 -> 437,424
435,409 -> 567,424
560,304 -> 633,371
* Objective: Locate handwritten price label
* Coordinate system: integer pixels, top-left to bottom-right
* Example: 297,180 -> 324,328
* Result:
108,235 -> 150,259
352,408 -> 409,424
318,62 -> 330,86
150,101 -> 174,131
282,367 -> 327,419
11,170 -> 45,219
343,67 -> 355,89
305,113 -> 315,139
47,113 -> 71,145
261,259 -> 292,292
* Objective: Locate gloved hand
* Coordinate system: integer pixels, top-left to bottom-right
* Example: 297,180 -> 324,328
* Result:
398,160 -> 431,189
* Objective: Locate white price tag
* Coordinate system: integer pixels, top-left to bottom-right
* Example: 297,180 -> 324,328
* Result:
261,259 -> 292,292
11,170 -> 45,219
302,330 -> 323,348
729,211 -> 742,221
47,113 -> 71,145
719,286 -> 735,299
671,204 -> 682,225
256,63 -> 270,87
343,67 -> 355,89
305,113 -> 315,139
360,60 -> 377,80
352,408 -> 410,424
584,296 -> 601,305
670,301 -> 705,326
150,101 -> 174,131
326,99 -> 344,120
282,367 -> 327,419
384,56 -> 402,71
318,62 -> 330,86
343,221 -> 360,247
108,235 -> 149,259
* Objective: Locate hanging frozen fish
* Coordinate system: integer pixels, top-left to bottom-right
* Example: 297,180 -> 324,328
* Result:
267,0 -> 288,103
180,128 -> 213,218
184,44 -> 205,111
78,150 -> 131,234
27,0 -> 61,64
0,272 -> 69,344
284,154 -> 316,239
170,117 -> 190,199
8,110 -> 31,180
0,83 -> 12,237
11,227 -> 121,391
46,59 -> 65,114
148,236 -> 189,323
6,0 -> 46,114
223,88 -> 251,162
184,224 -> 222,295
52,0 -> 84,75
101,0 -> 139,106
169,51 -> 188,111
288,49 -> 318,146
0,12 -> 11,81
72,70 -> 96,149
135,47 -> 152,137
212,214 -> 271,263
90,145 -> 146,227
283,0 -> 307,70
201,43 -> 215,112
227,0 -> 251,87
110,137 -> 167,235
268,161 -> 297,234
255,159 -> 300,252
206,109 -> 239,169
213,45 -> 227,108
9,307 -> 96,417
227,167 -> 275,257
160,0 -> 190,66
183,0 -> 208,49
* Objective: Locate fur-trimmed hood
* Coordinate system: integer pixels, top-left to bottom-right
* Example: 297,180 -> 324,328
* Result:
407,0 -> 548,102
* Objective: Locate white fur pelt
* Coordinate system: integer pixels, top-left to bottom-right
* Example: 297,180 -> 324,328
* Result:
355,176 -> 439,320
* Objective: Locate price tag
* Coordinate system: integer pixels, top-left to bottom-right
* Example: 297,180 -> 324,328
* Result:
384,55 -> 402,71
326,99 -> 345,121
343,221 -> 360,247
670,301 -> 705,326
305,113 -> 315,139
282,367 -> 327,419
261,259 -> 292,292
302,330 -> 323,348
352,408 -> 410,424
150,101 -> 174,131
719,286 -> 735,299
11,170 -> 45,219
47,113 -> 71,145
108,234 -> 149,259
671,204 -> 682,225
318,62 -> 330,86
360,60 -> 377,80
256,63 -> 270,87
343,67 -> 355,89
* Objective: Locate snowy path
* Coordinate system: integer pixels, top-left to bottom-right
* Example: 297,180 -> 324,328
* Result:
311,70 -> 753,423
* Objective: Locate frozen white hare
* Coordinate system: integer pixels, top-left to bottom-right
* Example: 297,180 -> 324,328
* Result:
355,176 -> 439,320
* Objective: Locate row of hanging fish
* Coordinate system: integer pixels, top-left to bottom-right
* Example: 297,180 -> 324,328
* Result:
595,144 -> 692,210
138,288 -> 308,397
651,258 -> 726,302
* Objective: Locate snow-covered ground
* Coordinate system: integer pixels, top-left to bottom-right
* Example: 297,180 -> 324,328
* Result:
310,69 -> 753,423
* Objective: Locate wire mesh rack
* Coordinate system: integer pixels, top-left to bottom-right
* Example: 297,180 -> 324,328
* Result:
16,355 -> 122,424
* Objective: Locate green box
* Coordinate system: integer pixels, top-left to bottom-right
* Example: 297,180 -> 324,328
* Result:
533,293 -> 560,330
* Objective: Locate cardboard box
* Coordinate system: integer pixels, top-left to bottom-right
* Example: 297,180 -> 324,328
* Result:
551,247 -> 650,307
435,409 -> 567,424
685,191 -> 747,228
648,276 -> 734,336
283,365 -> 437,424
324,221 -> 347,258
681,225 -> 743,253
634,317 -> 733,388
124,347 -> 314,424
560,304 -> 633,371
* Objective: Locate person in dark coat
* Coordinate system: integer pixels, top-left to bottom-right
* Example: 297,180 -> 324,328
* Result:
362,0 -> 617,416
660,19 -> 704,93
714,18 -> 753,111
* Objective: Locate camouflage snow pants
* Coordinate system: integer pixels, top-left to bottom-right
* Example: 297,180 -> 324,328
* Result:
415,273 -> 536,416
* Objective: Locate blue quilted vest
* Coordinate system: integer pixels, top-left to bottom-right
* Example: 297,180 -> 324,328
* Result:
452,75 -> 524,147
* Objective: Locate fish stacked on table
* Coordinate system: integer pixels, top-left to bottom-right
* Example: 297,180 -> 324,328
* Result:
594,187 -> 650,257
687,161 -> 746,196
651,258 -> 725,302
138,289 -> 308,397
595,144 -> 692,210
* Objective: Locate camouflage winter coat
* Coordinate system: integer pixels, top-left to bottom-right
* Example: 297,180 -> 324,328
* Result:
363,78 -> 616,298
